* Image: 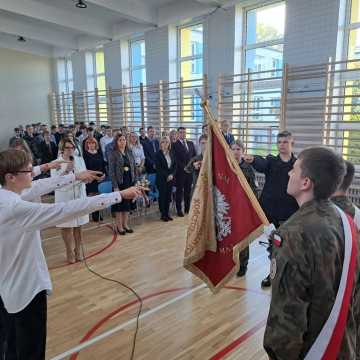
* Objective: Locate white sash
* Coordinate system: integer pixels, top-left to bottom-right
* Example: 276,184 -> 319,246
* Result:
305,206 -> 357,360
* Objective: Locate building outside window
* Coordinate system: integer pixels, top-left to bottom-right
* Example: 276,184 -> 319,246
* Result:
244,2 -> 285,155
178,23 -> 204,139
56,58 -> 74,124
57,58 -> 73,94
85,49 -> 107,123
128,39 -> 146,125
130,39 -> 146,87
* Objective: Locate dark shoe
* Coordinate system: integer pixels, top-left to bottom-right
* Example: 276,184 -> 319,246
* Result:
177,211 -> 184,217
161,216 -> 169,222
167,216 -> 173,221
124,227 -> 134,234
184,209 -> 189,215
237,266 -> 247,277
117,227 -> 126,236
261,274 -> 271,288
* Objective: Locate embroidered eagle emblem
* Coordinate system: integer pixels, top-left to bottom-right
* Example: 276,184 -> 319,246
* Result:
214,186 -> 231,241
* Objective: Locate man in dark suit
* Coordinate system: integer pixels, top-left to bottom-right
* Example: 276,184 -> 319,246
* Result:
23,125 -> 41,163
142,126 -> 159,174
173,127 -> 196,217
221,120 -> 235,146
139,127 -> 148,145
38,130 -> 58,164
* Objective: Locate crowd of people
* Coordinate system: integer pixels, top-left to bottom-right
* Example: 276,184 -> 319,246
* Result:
1,118 -> 360,360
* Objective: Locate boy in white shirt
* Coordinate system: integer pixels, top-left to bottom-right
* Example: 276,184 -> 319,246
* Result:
0,149 -> 140,360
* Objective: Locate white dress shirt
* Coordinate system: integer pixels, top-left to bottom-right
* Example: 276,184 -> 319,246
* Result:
0,173 -> 122,313
130,144 -> 145,166
51,155 -> 89,228
100,135 -> 113,161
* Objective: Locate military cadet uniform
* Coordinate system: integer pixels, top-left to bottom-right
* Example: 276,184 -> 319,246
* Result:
237,160 -> 258,276
252,154 -> 299,286
252,154 -> 298,228
263,199 -> 359,360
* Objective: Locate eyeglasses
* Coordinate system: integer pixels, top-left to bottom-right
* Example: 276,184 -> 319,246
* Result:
64,146 -> 75,150
15,169 -> 33,174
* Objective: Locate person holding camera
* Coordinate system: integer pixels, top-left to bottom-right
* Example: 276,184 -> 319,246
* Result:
51,139 -> 88,264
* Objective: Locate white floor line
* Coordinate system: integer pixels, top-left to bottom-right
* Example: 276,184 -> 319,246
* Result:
50,283 -> 206,360
42,222 -> 112,242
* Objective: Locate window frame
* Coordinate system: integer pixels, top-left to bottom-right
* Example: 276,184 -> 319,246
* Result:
343,0 -> 360,61
86,48 -> 106,91
129,38 -> 146,87
177,22 -> 204,80
242,1 -> 285,73
57,57 -> 73,94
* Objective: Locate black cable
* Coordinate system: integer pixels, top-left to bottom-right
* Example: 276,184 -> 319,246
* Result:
68,155 -> 142,359
79,234 -> 143,360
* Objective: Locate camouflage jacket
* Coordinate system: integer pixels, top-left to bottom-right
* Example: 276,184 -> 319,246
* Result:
332,195 -> 356,219
263,199 -> 359,360
239,160 -> 258,198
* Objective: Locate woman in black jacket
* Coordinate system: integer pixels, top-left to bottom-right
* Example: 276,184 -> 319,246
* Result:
83,138 -> 106,222
155,136 -> 176,222
108,133 -> 136,235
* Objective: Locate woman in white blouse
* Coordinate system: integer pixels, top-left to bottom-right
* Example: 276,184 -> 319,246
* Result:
0,148 -> 140,360
128,131 -> 145,179
51,139 -> 88,264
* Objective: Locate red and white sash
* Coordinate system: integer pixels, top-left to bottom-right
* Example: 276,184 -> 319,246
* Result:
305,206 -> 358,360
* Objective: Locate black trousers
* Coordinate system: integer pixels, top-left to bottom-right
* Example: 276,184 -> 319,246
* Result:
175,172 -> 192,213
0,291 -> 47,360
239,246 -> 249,269
158,181 -> 173,217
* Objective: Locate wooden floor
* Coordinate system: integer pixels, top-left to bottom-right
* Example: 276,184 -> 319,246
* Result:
42,209 -> 271,360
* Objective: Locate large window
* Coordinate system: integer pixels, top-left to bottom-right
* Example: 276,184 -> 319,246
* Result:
85,49 -> 106,91
130,39 -> 146,87
178,23 -> 203,81
340,0 -> 360,162
242,2 -> 285,155
56,58 -> 73,94
244,2 -> 285,73
85,49 -> 107,123
178,23 -> 204,136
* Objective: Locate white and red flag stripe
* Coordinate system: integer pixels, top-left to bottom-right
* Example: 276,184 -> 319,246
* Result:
304,206 -> 358,360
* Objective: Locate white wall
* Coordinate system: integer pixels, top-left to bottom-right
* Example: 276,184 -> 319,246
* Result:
71,51 -> 87,92
284,0 -> 341,65
69,0 -> 344,90
0,48 -> 52,149
206,6 -> 236,107
145,26 -> 170,84
104,41 -> 122,89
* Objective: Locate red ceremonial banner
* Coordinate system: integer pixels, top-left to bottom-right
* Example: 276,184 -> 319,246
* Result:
184,109 -> 268,292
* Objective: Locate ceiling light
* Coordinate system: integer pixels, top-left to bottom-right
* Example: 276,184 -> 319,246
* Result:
76,0 -> 87,9
17,36 -> 26,42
